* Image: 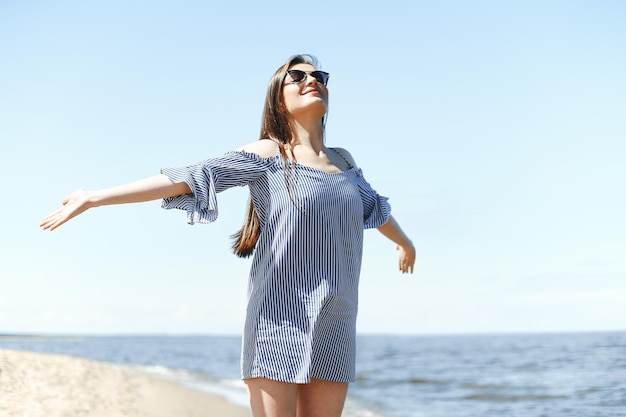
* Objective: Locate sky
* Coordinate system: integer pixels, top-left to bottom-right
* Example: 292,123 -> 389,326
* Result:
1,0 -> 625,335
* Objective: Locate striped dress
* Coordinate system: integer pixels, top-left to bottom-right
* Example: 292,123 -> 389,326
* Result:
161,150 -> 391,383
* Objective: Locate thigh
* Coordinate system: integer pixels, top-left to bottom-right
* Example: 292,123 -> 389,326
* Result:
245,378 -> 298,417
296,378 -> 349,417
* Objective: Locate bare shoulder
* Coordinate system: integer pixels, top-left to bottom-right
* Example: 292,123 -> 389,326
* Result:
236,139 -> 280,158
331,147 -> 359,169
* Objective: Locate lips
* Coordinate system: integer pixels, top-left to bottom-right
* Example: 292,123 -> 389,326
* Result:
302,88 -> 320,95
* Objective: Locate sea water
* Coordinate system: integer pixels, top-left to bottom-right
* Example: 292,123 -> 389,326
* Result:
1,332 -> 624,417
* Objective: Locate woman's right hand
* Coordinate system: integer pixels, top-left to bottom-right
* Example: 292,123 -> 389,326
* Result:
39,174 -> 191,231
40,189 -> 93,231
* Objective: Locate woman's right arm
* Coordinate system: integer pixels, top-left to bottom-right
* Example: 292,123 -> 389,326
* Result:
40,174 -> 191,231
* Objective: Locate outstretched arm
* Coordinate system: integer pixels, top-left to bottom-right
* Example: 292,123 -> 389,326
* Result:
40,174 -> 191,231
377,216 -> 416,274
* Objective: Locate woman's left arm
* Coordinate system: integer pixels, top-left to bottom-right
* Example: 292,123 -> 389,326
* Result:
377,216 -> 415,274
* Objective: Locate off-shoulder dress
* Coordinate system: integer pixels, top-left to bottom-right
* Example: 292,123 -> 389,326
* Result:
161,149 -> 390,383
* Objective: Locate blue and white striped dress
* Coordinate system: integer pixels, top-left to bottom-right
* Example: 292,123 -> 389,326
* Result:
161,150 -> 391,383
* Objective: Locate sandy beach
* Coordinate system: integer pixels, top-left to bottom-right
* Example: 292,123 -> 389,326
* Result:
0,347 -> 251,417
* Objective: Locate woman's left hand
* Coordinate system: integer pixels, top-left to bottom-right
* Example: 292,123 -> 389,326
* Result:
397,244 -> 415,274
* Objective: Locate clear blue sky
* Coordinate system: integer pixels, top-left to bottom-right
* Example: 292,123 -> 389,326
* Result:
1,0 -> 624,335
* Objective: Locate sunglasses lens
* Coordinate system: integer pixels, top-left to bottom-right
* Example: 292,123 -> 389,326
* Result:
312,71 -> 329,86
288,70 -> 306,83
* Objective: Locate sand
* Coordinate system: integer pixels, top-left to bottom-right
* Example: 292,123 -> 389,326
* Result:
0,348 -> 251,417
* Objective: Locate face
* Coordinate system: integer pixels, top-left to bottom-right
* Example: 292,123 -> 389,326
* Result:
282,63 -> 329,120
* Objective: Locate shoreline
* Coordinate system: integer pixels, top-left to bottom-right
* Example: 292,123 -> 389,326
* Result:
0,347 -> 251,417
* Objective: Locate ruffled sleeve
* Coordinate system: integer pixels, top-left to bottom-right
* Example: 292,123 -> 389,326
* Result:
355,168 -> 391,229
160,151 -> 275,224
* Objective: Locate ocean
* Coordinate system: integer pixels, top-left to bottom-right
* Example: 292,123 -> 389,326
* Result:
1,332 -> 624,417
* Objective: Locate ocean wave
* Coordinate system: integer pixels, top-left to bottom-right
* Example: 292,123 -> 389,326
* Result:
462,393 -> 569,402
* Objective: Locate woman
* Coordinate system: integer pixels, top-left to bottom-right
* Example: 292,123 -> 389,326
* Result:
40,54 -> 415,417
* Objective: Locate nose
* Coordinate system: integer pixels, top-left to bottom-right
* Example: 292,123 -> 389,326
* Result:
304,73 -> 318,86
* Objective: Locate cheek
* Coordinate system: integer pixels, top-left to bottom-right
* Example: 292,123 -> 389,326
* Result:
282,87 -> 300,110
316,85 -> 329,102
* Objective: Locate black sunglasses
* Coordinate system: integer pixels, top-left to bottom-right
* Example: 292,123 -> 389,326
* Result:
285,69 -> 330,86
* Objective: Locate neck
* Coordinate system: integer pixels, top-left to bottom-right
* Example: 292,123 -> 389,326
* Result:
289,117 -> 325,152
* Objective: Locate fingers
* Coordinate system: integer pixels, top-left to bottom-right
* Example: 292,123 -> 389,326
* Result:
400,262 -> 413,274
40,208 -> 67,231
396,244 -> 415,274
39,210 -> 59,230
41,207 -> 78,231
40,191 -> 89,231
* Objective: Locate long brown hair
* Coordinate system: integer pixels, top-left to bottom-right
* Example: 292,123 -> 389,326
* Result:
231,54 -> 323,258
